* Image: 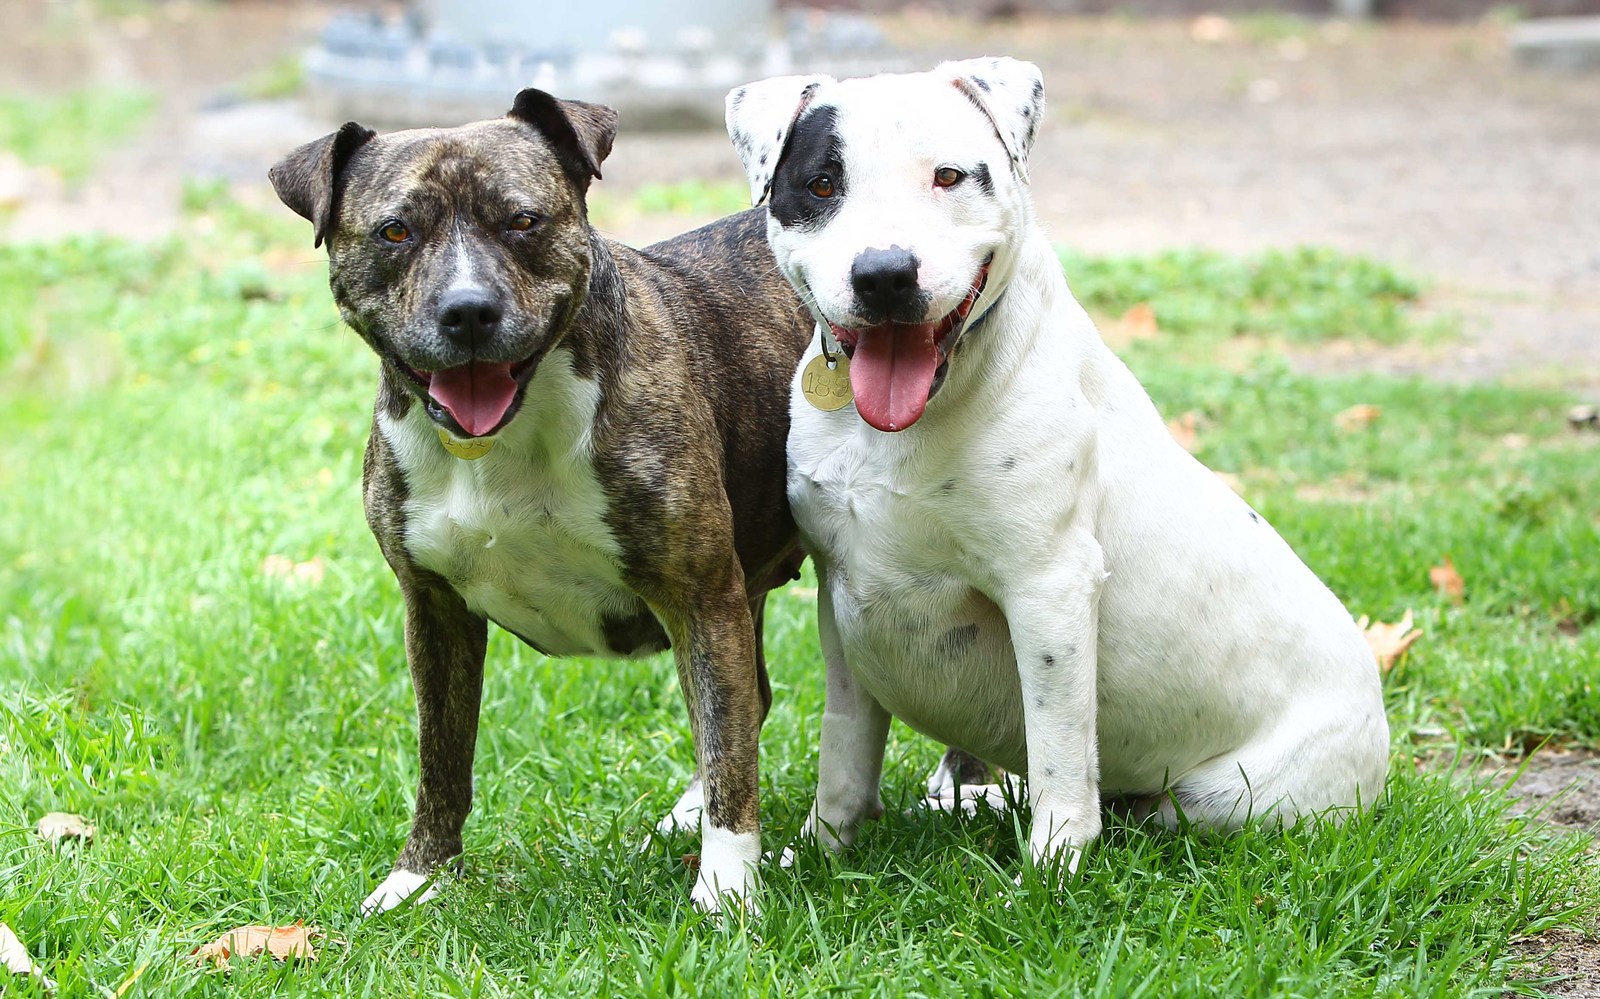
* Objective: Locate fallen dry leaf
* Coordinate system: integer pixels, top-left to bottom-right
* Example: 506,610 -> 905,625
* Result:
1358,611 -> 1422,673
1120,303 -> 1160,341
259,554 -> 326,586
1167,411 -> 1202,453
0,923 -> 54,990
193,923 -> 320,969
1429,557 -> 1465,604
1333,403 -> 1382,432
680,853 -> 701,871
36,811 -> 94,846
1100,303 -> 1162,349
1567,404 -> 1598,431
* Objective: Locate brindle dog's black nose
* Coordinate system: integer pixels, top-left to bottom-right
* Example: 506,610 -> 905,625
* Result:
851,245 -> 921,319
437,288 -> 503,349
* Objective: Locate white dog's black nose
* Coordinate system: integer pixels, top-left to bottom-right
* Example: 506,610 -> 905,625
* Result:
851,246 -> 921,318
437,288 -> 503,349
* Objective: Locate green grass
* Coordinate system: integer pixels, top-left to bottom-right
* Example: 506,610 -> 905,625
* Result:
1061,246 -> 1455,344
0,89 -> 156,185
236,55 -> 307,103
0,208 -> 1594,995
588,180 -> 750,231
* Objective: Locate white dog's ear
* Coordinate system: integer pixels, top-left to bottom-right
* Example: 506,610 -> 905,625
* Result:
726,75 -> 834,206
938,57 -> 1045,181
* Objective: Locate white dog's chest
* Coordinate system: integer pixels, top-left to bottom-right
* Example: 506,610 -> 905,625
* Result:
378,353 -> 665,659
792,428 -> 1030,769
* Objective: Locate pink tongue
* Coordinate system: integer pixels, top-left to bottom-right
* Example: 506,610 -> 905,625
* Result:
426,362 -> 518,437
848,322 -> 942,432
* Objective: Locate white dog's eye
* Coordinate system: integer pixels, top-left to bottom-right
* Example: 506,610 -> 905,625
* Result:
933,167 -> 964,189
807,175 -> 836,199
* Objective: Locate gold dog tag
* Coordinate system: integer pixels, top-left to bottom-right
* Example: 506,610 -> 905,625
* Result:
437,428 -> 496,460
801,352 -> 853,412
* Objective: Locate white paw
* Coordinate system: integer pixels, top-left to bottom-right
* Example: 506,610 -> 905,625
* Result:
918,774 -> 1023,817
638,779 -> 705,854
692,826 -> 760,915
655,780 -> 705,836
921,778 -> 1017,816
692,873 -> 761,916
359,868 -> 438,916
1028,807 -> 1097,883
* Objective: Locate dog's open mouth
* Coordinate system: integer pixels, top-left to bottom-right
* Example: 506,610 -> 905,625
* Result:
828,261 -> 990,433
401,355 -> 540,438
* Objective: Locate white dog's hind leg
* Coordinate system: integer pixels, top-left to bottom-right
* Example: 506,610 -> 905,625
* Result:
1158,702 -> 1390,832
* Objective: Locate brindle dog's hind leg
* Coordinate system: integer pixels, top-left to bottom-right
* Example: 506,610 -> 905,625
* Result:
361,574 -> 488,915
649,595 -> 772,843
652,579 -> 765,913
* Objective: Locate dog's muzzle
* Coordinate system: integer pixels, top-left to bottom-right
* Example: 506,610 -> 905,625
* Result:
828,259 -> 991,433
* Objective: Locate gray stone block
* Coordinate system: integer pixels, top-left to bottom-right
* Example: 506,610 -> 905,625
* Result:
1512,16 -> 1600,71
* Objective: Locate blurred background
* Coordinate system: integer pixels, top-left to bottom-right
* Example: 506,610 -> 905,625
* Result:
0,0 -> 1596,387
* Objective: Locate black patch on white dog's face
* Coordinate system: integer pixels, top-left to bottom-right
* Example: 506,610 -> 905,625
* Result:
971,162 -> 995,197
768,105 -> 846,232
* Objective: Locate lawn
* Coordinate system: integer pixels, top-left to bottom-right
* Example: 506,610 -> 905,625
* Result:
0,186 -> 1596,996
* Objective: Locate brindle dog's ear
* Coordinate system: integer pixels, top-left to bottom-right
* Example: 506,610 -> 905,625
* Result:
268,121 -> 376,248
938,57 -> 1045,183
725,74 -> 833,207
506,89 -> 618,189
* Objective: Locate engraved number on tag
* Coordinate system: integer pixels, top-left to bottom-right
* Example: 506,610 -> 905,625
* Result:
437,428 -> 497,460
801,353 -> 853,412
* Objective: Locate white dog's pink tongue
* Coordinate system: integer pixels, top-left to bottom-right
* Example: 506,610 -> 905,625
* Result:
848,322 -> 940,432
427,362 -> 517,437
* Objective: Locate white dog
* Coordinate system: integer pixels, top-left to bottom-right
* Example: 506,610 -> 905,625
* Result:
725,59 -> 1389,878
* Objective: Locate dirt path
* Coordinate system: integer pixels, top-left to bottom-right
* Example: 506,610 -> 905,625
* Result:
2,3 -> 1597,388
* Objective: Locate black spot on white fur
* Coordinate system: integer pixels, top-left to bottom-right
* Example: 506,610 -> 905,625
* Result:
972,162 -> 995,197
768,105 -> 845,232
940,623 -> 978,657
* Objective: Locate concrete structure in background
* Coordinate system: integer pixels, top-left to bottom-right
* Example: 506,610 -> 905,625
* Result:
1511,16 -> 1600,70
304,1 -> 902,130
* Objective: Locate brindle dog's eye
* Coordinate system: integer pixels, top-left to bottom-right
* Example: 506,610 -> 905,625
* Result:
807,175 -> 835,199
933,167 -> 964,189
507,212 -> 539,232
378,220 -> 410,243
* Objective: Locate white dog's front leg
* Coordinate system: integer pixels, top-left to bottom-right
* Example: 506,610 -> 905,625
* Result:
1004,529 -> 1106,879
804,561 -> 891,853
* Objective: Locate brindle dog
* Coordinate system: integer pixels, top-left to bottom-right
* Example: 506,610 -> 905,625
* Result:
270,89 -> 811,912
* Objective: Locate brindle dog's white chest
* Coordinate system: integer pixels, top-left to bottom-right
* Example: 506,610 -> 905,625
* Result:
378,351 -> 665,658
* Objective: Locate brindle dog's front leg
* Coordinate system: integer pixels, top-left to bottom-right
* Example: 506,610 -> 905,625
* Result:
657,578 -> 765,913
361,574 -> 488,914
